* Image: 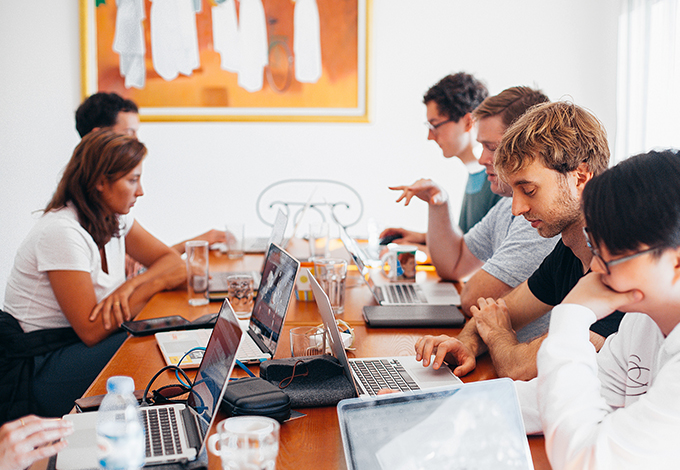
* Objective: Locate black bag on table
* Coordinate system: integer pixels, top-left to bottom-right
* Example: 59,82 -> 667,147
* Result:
221,377 -> 291,423
259,355 -> 357,408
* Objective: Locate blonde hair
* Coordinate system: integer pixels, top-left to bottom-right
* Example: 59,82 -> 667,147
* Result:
494,101 -> 609,180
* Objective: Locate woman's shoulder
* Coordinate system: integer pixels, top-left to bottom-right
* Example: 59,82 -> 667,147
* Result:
35,205 -> 94,245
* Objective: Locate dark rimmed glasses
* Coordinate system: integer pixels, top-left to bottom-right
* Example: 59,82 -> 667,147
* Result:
425,118 -> 454,134
583,227 -> 660,275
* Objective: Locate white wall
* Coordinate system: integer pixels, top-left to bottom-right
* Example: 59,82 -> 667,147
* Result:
0,0 -> 620,301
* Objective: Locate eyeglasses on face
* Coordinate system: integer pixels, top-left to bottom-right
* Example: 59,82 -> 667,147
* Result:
583,227 -> 659,275
425,118 -> 455,134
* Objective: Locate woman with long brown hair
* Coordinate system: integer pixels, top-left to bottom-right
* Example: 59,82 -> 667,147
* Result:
2,129 -> 185,419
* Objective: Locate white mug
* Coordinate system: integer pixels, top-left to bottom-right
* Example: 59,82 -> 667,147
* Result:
381,245 -> 418,281
208,416 -> 280,470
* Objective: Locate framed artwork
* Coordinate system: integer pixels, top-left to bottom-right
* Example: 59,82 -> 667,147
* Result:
80,0 -> 370,122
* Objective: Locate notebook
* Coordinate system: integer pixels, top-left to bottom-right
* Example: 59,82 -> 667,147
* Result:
209,209 -> 288,298
56,299 -> 243,469
338,224 -> 461,306
309,270 -> 462,397
362,305 -> 465,328
337,378 -> 534,470
157,244 -> 300,366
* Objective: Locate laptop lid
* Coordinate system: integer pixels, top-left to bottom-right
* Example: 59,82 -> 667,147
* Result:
337,224 -> 383,301
307,269 -> 360,390
265,208 -> 288,249
362,304 -> 465,328
56,300 -> 242,469
246,243 -> 300,357
309,269 -> 462,396
187,299 -> 243,458
337,378 -> 534,470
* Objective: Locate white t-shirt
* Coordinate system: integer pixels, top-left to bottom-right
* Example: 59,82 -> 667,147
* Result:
3,204 -> 134,333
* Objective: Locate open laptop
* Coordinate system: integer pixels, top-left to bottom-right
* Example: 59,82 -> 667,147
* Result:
209,209 -> 288,299
157,244 -> 300,365
56,299 -> 243,469
338,224 -> 461,306
337,378 -> 533,470
243,208 -> 290,254
309,270 -> 461,397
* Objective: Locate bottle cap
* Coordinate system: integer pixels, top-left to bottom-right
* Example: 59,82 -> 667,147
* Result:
106,376 -> 135,394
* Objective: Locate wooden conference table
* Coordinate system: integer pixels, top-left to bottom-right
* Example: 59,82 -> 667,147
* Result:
75,244 -> 552,470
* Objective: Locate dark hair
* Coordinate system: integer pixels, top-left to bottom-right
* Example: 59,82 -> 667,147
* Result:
46,129 -> 147,248
75,92 -> 139,137
582,149 -> 680,256
423,73 -> 489,122
495,101 -> 610,180
472,86 -> 549,129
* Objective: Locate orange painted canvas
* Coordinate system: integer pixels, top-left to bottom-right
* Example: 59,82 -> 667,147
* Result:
81,0 -> 369,121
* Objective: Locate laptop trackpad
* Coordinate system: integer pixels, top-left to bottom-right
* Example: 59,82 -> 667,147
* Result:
57,413 -> 99,470
399,356 -> 462,388
420,283 -> 461,305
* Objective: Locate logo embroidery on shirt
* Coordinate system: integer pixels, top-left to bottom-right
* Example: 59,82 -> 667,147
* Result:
626,354 -> 650,396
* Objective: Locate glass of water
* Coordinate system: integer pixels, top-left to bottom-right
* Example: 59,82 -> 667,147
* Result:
185,241 -> 209,306
226,274 -> 255,320
313,258 -> 347,315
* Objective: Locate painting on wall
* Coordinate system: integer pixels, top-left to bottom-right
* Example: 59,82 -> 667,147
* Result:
80,0 -> 370,122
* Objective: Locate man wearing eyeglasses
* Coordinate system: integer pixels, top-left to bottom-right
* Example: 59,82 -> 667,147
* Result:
388,87 -> 558,316
415,101 -> 624,381
382,72 -> 498,241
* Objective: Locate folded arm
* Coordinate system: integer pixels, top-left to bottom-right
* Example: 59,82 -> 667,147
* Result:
49,221 -> 185,346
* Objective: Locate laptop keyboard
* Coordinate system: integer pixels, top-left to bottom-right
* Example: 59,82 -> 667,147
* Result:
351,359 -> 421,396
140,407 -> 184,458
237,336 -> 264,359
383,284 -> 424,304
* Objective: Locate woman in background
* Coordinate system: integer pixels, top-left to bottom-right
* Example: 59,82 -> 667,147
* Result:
2,129 -> 185,419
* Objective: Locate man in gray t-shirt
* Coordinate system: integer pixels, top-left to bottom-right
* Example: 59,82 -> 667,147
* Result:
390,87 -> 557,316
464,197 -> 558,291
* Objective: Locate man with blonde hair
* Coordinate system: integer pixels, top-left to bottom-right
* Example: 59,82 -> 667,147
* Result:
415,101 -> 622,380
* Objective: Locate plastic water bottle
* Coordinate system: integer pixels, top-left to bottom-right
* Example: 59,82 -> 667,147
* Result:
97,376 -> 146,470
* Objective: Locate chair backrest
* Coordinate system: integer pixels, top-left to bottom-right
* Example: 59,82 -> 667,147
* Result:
255,179 -> 364,233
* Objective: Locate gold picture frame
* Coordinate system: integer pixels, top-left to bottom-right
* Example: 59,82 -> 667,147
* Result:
80,0 -> 370,122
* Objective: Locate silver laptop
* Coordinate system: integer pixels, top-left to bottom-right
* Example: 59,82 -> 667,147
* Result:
309,270 -> 461,397
236,243 -> 300,362
56,299 -> 243,469
156,244 -> 300,365
338,224 -> 461,306
209,209 -> 288,298
337,378 -> 534,470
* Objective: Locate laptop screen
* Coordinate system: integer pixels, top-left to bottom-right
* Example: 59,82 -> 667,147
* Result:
338,225 -> 379,293
337,378 -> 533,470
266,208 -> 288,247
187,299 -> 242,445
248,244 -> 300,353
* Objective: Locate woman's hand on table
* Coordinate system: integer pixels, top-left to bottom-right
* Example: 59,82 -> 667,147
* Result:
0,416 -> 73,470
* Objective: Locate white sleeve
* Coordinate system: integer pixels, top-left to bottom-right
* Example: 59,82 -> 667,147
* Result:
514,378 -> 543,435
35,218 -> 96,273
537,305 -> 680,469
